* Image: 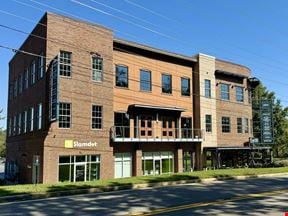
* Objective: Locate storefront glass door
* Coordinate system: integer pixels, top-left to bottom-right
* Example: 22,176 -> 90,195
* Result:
74,163 -> 86,182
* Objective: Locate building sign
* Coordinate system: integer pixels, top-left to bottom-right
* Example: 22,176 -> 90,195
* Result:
260,99 -> 274,144
64,140 -> 98,148
50,57 -> 59,121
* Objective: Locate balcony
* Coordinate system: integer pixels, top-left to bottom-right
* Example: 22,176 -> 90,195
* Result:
111,126 -> 204,142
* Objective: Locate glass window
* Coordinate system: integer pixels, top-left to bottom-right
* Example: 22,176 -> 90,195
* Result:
92,105 -> 102,129
59,51 -> 72,77
236,86 -> 244,102
29,107 -> 34,132
37,103 -> 42,130
181,77 -> 190,96
142,152 -> 174,175
58,155 -> 100,182
38,52 -> 44,79
140,69 -> 151,91
17,113 -> 21,135
222,116 -> 230,133
205,115 -> 212,132
59,103 -> 71,128
221,83 -> 230,100
181,117 -> 192,138
115,65 -> 128,87
24,68 -> 29,89
244,118 -> 249,133
13,115 -> 16,136
162,74 -> 172,94
92,56 -> 103,81
23,111 -> 27,133
30,61 -> 36,85
237,118 -> 242,133
205,79 -> 211,98
114,153 -> 132,178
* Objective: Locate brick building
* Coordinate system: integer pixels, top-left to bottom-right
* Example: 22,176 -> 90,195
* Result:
5,13 -> 265,184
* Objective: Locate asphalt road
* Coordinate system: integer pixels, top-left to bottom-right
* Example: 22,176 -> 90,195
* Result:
0,174 -> 287,216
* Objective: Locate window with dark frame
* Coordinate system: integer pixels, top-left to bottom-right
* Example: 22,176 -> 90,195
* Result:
38,52 -> 44,79
140,69 -> 151,91
181,77 -> 190,96
205,115 -> 212,132
30,61 -> 36,85
59,103 -> 71,128
29,107 -> 34,132
37,103 -> 42,130
92,105 -> 102,129
24,68 -> 29,89
18,73 -> 23,95
205,79 -> 211,98
92,56 -> 103,81
222,116 -> 230,133
116,65 -> 128,88
237,118 -> 242,133
220,83 -> 230,100
236,86 -> 244,102
162,74 -> 172,94
59,51 -> 72,77
244,118 -> 249,133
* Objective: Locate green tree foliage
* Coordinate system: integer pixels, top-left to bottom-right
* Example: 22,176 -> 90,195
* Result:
252,83 -> 288,157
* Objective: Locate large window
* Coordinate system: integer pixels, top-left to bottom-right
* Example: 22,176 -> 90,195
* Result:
237,118 -> 242,133
140,69 -> 151,91
92,105 -> 102,129
59,103 -> 71,128
59,51 -> 72,77
205,115 -> 212,132
181,77 -> 190,96
114,153 -> 132,178
222,117 -> 230,133
244,118 -> 249,133
92,56 -> 103,81
23,111 -> 27,133
236,86 -> 244,102
38,52 -> 44,79
162,74 -> 172,94
13,115 -> 16,136
114,112 -> 130,138
17,113 -> 21,135
221,83 -> 230,100
30,61 -> 36,85
37,103 -> 42,130
205,79 -> 211,98
24,68 -> 29,89
142,152 -> 174,175
181,117 -> 192,138
58,155 -> 100,182
115,65 -> 128,87
29,107 -> 34,132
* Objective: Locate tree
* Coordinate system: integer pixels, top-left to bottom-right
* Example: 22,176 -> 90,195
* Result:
252,83 -> 288,157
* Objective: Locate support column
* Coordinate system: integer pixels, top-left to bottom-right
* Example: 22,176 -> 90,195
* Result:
175,148 -> 183,173
195,143 -> 203,170
133,149 -> 142,176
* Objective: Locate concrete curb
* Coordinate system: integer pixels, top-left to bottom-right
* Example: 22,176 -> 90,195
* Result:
0,172 -> 288,203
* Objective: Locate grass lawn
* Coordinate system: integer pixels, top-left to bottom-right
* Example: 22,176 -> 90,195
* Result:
0,167 -> 287,198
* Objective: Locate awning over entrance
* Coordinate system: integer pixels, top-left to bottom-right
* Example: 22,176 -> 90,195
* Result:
128,104 -> 186,112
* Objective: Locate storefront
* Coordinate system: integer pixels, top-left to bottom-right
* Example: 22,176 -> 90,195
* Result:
142,152 -> 174,175
114,153 -> 132,178
58,155 -> 100,182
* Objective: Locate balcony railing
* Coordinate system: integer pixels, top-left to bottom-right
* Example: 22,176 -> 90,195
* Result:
111,126 -> 204,142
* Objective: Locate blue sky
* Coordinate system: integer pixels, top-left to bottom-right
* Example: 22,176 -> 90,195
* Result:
0,0 -> 287,129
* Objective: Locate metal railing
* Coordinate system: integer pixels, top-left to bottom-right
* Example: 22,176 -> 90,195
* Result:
110,126 -> 204,141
